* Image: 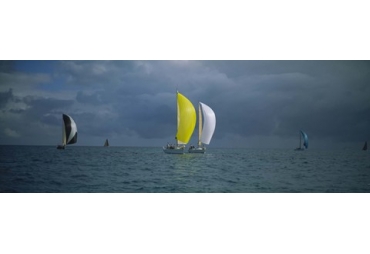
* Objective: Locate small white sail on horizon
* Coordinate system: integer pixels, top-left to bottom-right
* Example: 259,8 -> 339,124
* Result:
189,102 -> 216,153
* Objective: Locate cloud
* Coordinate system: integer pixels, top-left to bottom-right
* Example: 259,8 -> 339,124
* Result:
4,127 -> 20,138
0,61 -> 15,73
0,88 -> 14,108
0,60 -> 370,147
0,71 -> 50,89
76,90 -> 106,105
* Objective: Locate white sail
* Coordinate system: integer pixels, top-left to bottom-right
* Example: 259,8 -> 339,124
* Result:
62,120 -> 66,145
199,102 -> 216,145
63,114 -> 78,145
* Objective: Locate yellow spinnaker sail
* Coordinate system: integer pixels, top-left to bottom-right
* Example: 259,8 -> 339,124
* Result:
176,92 -> 196,144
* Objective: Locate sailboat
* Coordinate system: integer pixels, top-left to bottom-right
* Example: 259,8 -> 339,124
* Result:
104,139 -> 109,147
294,130 -> 308,151
163,91 -> 196,154
57,114 -> 78,149
363,141 -> 367,151
188,102 -> 216,153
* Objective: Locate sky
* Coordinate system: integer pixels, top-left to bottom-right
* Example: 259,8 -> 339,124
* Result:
0,60 -> 369,148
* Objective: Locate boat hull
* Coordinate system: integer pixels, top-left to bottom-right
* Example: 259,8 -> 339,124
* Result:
163,147 -> 185,154
188,147 -> 206,153
57,145 -> 65,150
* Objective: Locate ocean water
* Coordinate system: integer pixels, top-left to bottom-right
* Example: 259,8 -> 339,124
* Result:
1,145 -> 370,193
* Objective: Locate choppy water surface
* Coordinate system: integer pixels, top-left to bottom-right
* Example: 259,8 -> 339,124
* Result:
1,146 -> 370,192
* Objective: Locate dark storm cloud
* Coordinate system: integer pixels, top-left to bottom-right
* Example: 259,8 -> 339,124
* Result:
54,61 -> 370,145
201,61 -> 370,81
1,60 -> 369,147
62,61 -> 191,140
0,89 -> 14,108
0,86 -> 75,144
76,90 -> 105,105
123,103 -> 174,139
74,89 -> 175,139
0,61 -> 15,73
72,103 -> 174,140
183,61 -> 370,145
23,96 -> 74,113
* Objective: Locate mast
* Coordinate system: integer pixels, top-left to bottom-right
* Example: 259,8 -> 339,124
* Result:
198,103 -> 202,147
299,131 -> 301,149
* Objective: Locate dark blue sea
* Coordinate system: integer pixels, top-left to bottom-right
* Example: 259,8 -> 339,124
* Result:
1,145 -> 370,193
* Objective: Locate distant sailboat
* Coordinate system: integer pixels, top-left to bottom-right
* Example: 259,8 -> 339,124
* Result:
363,141 -> 367,151
104,139 -> 109,147
57,114 -> 77,149
189,102 -> 216,153
163,91 -> 196,154
295,130 -> 308,151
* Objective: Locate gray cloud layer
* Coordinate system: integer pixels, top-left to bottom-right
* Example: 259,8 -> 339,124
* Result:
0,60 -> 369,148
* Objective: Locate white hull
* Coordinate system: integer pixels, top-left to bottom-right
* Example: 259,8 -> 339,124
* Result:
163,146 -> 185,154
188,147 -> 206,153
